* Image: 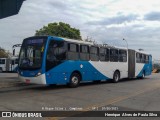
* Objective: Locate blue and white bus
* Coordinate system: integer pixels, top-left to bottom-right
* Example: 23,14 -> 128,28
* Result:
18,36 -> 152,87
0,57 -> 19,72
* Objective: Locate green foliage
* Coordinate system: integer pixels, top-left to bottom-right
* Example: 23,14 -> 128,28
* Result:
35,22 -> 82,40
0,47 -> 8,58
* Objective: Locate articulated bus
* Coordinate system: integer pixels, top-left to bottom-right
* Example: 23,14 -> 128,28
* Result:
0,57 -> 19,72
18,36 -> 152,87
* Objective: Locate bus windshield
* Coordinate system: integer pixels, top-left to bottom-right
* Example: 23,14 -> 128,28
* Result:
19,37 -> 46,70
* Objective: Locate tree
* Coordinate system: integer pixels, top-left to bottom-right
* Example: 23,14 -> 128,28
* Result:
35,22 -> 82,40
0,47 -> 9,58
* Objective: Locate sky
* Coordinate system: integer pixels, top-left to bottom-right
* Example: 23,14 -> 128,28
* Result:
0,0 -> 160,60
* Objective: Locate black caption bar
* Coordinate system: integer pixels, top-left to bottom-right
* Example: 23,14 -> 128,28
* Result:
0,111 -> 160,117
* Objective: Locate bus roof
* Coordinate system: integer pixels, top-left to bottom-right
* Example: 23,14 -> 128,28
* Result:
135,50 -> 151,55
63,38 -> 94,45
63,38 -> 128,50
25,36 -> 150,54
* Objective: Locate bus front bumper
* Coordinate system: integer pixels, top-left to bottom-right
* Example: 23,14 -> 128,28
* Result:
18,74 -> 46,85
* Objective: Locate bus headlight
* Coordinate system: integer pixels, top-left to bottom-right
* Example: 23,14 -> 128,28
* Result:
36,70 -> 42,76
37,72 -> 41,76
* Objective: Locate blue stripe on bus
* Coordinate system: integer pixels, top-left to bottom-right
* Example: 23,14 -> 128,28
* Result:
19,62 -> 152,84
136,55 -> 152,78
45,61 -> 109,85
136,63 -> 152,78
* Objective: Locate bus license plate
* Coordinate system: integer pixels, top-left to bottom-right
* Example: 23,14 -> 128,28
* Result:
26,79 -> 30,83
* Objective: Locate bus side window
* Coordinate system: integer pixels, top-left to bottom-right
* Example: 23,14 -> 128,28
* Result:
136,53 -> 140,63
2,59 -> 5,64
99,48 -> 109,61
110,49 -> 118,62
145,55 -> 149,64
90,46 -> 99,61
99,48 -> 106,61
119,50 -> 127,62
139,54 -> 142,63
141,54 -> 145,63
46,41 -> 66,71
48,41 -> 66,61
106,48 -> 109,61
67,43 -> 79,60
80,45 -> 89,61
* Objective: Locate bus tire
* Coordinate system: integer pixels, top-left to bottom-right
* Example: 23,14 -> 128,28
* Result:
112,71 -> 120,83
69,72 -> 81,88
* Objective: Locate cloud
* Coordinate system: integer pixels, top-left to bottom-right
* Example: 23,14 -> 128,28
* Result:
86,14 -> 139,26
0,0 -> 160,59
82,21 -> 160,58
48,0 -> 69,9
144,11 -> 160,21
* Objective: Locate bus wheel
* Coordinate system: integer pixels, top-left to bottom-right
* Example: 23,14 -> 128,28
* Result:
112,71 -> 120,83
69,73 -> 80,88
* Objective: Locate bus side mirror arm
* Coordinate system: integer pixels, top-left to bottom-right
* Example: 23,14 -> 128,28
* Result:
13,49 -> 15,56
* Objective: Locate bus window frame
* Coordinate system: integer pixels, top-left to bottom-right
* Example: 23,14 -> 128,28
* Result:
119,49 -> 127,62
90,46 -> 99,61
67,43 -> 79,60
80,45 -> 90,61
110,49 -> 118,62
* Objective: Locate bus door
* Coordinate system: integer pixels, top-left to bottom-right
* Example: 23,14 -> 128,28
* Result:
128,49 -> 135,78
